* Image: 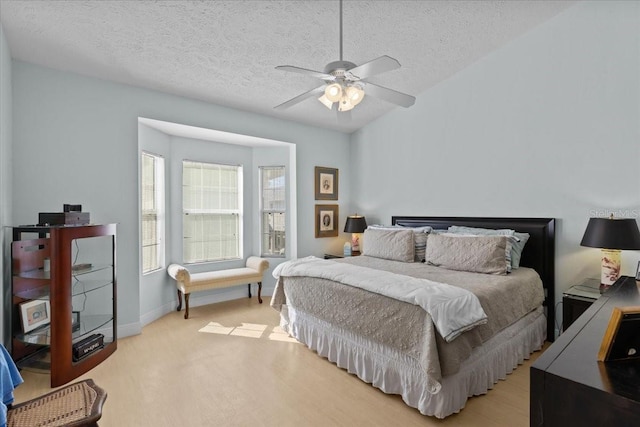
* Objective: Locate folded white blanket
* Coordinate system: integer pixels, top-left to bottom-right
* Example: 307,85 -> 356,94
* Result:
273,256 -> 488,342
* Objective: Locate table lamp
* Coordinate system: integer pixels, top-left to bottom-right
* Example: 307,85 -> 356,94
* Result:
580,215 -> 640,288
344,215 -> 367,253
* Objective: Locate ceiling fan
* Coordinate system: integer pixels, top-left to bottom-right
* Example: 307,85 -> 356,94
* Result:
274,0 -> 415,114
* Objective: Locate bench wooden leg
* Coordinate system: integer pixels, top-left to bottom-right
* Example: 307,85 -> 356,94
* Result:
248,283 -> 263,303
184,293 -> 190,319
176,289 -> 183,312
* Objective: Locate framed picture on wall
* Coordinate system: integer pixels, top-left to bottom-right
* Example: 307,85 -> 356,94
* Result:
315,204 -> 339,238
19,299 -> 51,333
315,166 -> 338,200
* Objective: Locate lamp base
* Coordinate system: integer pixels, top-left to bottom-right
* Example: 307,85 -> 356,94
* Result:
600,249 -> 621,288
351,233 -> 362,253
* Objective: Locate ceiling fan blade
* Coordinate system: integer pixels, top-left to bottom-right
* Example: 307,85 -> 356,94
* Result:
275,65 -> 334,81
346,55 -> 401,80
274,85 -> 326,110
364,82 -> 416,108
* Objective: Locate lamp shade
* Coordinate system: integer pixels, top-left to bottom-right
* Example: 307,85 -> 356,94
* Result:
580,217 -> 640,250
344,215 -> 367,233
345,85 -> 365,106
325,83 -> 342,102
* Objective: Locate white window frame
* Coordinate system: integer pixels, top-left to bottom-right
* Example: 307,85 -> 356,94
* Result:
141,151 -> 165,274
259,166 -> 286,257
182,160 -> 243,264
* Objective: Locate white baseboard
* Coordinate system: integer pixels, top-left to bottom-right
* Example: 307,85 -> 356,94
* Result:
139,300 -> 176,328
118,321 -> 142,338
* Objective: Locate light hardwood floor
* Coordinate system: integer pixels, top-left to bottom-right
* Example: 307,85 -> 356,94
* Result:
13,297 -> 546,426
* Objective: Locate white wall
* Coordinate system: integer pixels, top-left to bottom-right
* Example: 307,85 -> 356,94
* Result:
0,25 -> 13,345
350,0 -> 640,304
138,124 -> 293,325
11,62 -> 350,336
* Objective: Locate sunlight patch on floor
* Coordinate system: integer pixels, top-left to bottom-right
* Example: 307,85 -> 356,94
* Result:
198,322 -> 298,343
199,322 -> 234,335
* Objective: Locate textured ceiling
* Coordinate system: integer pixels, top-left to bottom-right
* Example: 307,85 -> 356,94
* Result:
0,0 -> 574,133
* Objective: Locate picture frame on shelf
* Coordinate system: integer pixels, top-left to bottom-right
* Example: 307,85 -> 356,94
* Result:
315,166 -> 338,200
315,204 -> 339,238
19,299 -> 51,333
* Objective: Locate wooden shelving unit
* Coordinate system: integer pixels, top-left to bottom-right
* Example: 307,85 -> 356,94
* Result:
11,224 -> 117,387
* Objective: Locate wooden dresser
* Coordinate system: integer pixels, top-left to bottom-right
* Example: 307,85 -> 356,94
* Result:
531,276 -> 640,426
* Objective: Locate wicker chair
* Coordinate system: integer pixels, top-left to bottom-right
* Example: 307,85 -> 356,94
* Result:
6,379 -> 106,427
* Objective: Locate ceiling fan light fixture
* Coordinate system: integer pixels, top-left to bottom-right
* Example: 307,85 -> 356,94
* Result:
345,85 -> 365,106
338,97 -> 355,112
274,0 -> 416,113
325,83 -> 343,102
318,94 -> 334,110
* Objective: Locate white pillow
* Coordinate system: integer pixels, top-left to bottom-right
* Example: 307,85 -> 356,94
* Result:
368,225 -> 431,262
447,225 -> 530,269
425,234 -> 509,275
362,228 -> 415,262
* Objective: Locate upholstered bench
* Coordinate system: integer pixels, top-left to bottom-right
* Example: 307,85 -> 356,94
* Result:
167,257 -> 269,319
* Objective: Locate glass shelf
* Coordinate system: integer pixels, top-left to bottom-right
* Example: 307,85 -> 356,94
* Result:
13,285 -> 50,300
13,278 -> 113,300
17,333 -> 116,373
564,278 -> 602,299
16,347 -> 51,373
15,315 -> 114,346
71,278 -> 113,297
14,263 -> 112,280
16,325 -> 52,346
72,315 -> 114,340
15,268 -> 50,280
71,263 -> 112,276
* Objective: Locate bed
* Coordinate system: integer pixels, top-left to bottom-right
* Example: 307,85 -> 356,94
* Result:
271,216 -> 555,418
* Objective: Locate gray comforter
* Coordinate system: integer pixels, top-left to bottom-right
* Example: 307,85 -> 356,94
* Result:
271,255 -> 544,386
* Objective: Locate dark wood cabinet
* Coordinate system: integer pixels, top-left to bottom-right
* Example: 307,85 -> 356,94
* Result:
562,278 -> 601,332
11,224 -> 117,387
531,276 -> 640,426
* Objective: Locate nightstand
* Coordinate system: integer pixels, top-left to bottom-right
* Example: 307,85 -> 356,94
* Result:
324,252 -> 360,259
562,278 -> 601,332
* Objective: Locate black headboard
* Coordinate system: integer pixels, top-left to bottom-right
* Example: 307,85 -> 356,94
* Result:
392,216 -> 556,341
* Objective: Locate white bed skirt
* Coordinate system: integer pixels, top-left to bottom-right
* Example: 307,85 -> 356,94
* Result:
280,305 -> 546,419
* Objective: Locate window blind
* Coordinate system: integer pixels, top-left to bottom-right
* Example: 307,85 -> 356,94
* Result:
183,161 -> 242,263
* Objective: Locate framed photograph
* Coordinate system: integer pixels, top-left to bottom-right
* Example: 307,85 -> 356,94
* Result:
597,305 -> 640,362
19,299 -> 51,333
315,166 -> 338,200
315,204 -> 339,238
